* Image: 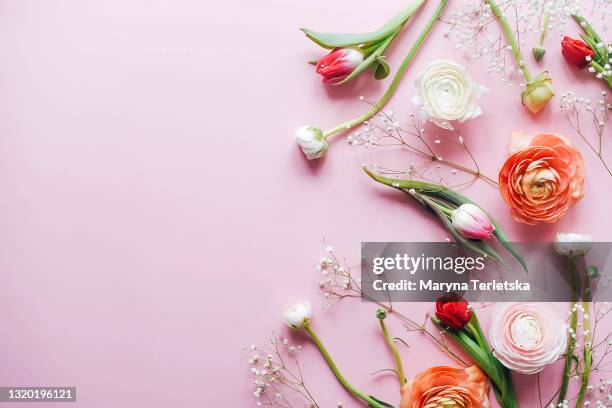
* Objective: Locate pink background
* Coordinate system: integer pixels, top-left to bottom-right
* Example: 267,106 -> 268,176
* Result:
0,0 -> 610,406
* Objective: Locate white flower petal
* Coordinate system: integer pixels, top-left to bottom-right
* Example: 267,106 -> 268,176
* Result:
412,60 -> 486,130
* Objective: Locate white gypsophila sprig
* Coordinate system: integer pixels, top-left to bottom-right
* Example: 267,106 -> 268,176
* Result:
245,334 -> 319,408
560,90 -> 611,176
442,0 -> 582,85
347,102 -> 497,187
313,244 -> 476,367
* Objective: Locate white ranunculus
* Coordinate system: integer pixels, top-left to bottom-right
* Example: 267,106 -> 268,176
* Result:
412,60 -> 488,130
554,232 -> 592,256
296,125 -> 328,160
283,301 -> 312,329
489,303 -> 567,375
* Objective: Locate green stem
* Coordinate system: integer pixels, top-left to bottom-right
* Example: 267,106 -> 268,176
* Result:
572,14 -> 602,43
322,0 -> 449,139
378,317 -> 406,385
539,12 -> 549,47
589,61 -> 612,89
576,275 -> 592,407
558,256 -> 579,405
303,325 -> 384,408
486,0 -> 533,82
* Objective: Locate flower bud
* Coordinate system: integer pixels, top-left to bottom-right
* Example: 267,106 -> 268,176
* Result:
532,45 -> 546,62
554,232 -> 592,257
451,203 -> 495,240
296,125 -> 328,160
283,301 -> 312,329
561,36 -> 594,69
376,309 -> 387,320
521,72 -> 554,114
435,293 -> 472,330
315,48 -> 364,85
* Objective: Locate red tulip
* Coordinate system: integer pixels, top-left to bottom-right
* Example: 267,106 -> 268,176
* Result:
561,36 -> 594,69
435,293 -> 472,330
315,48 -> 363,85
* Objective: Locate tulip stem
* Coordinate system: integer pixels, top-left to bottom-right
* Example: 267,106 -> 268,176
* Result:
576,276 -> 592,408
322,0 -> 449,139
303,325 -> 385,408
378,313 -> 407,385
486,0 -> 533,82
558,256 -> 579,405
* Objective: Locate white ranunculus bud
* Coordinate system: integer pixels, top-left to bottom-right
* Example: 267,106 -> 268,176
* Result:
296,125 -> 328,160
283,301 -> 312,329
554,232 -> 592,256
412,60 -> 488,130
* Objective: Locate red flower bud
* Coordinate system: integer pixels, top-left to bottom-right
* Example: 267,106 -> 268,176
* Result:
561,36 -> 594,69
435,293 -> 472,329
315,48 -> 363,85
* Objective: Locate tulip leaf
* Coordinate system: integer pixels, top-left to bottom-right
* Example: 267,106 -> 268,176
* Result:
300,0 -> 425,49
374,56 -> 391,80
335,33 -> 397,85
363,168 -> 528,272
580,34 -> 608,65
368,396 -> 395,407
573,14 -> 602,44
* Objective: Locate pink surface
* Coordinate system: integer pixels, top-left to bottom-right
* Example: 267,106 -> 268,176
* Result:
0,0 -> 610,407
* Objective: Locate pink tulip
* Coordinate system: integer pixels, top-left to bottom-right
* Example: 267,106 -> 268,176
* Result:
451,203 -> 495,240
315,48 -> 363,85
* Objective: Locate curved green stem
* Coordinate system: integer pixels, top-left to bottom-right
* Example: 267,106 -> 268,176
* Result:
486,0 -> 533,82
539,12 -> 549,47
322,0 -> 449,139
576,275 -> 592,407
303,325 -> 385,408
558,256 -> 579,405
378,317 -> 406,385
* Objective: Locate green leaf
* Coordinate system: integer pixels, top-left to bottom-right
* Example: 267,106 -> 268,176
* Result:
368,396 -> 395,407
580,34 -> 608,64
363,168 -> 527,272
573,14 -> 602,44
336,33 -> 397,85
374,56 -> 391,80
300,0 -> 425,48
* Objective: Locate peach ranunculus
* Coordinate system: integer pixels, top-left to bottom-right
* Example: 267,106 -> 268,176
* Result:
498,132 -> 584,224
400,365 -> 490,408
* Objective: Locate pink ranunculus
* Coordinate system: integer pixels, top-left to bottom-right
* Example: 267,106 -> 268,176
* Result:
315,48 -> 363,85
451,203 -> 495,240
488,303 -> 567,375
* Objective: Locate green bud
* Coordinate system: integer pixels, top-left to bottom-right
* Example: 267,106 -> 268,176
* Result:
532,46 -> 546,62
586,265 -> 600,278
376,309 -> 387,320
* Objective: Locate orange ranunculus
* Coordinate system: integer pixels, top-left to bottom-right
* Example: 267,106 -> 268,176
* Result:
499,133 -> 585,225
400,365 -> 490,408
